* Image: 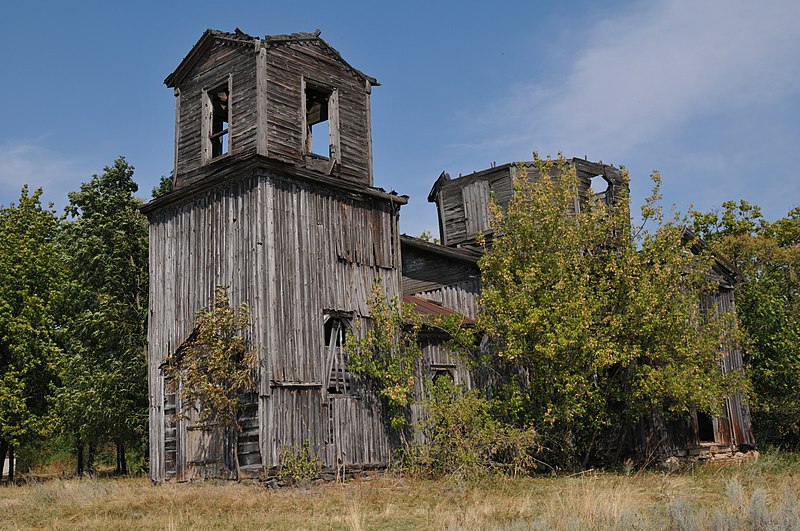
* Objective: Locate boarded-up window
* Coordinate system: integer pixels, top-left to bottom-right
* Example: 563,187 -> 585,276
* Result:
462,181 -> 491,239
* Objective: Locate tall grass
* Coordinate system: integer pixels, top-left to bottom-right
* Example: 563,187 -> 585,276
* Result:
1,452 -> 798,530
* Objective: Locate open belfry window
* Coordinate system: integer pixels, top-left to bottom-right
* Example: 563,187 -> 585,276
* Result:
323,312 -> 352,395
203,78 -> 231,162
302,78 -> 339,161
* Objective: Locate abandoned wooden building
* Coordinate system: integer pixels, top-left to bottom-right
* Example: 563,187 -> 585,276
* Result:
144,29 -> 753,482
421,159 -> 755,459
143,29 -> 408,482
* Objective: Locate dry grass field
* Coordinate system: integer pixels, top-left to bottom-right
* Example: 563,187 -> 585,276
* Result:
1,453 -> 799,530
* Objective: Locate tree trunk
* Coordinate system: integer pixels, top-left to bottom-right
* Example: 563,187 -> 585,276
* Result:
87,443 -> 97,476
7,446 -> 14,484
116,442 -> 127,475
76,440 -> 84,477
0,439 -> 7,481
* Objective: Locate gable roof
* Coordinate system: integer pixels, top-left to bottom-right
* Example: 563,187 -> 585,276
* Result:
165,28 -> 379,88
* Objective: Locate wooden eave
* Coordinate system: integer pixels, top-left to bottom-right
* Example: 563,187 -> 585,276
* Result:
140,154 -> 407,216
682,227 -> 740,286
400,234 -> 481,264
433,158 -> 626,197
571,158 -> 626,186
165,29 -> 255,88
434,163 -> 515,195
165,29 -> 379,89
263,30 -> 379,87
427,171 -> 451,202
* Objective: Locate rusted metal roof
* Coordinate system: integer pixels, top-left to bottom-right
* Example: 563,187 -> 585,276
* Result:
403,295 -> 475,326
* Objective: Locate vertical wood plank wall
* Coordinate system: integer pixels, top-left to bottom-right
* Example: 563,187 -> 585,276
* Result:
148,171 -> 400,481
265,41 -> 372,184
175,40 -> 257,188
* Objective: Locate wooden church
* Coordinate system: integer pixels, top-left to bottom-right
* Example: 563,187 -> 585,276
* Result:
142,29 -> 406,482
144,29 -> 753,482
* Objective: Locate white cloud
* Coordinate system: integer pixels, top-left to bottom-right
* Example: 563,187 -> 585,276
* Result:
467,0 -> 800,163
0,140 -> 91,209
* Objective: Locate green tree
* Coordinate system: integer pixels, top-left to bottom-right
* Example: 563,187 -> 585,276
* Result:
691,201 -> 800,448
0,187 -> 63,482
346,283 -> 427,430
478,156 -> 736,468
55,157 -> 149,475
163,286 -> 256,478
151,173 -> 174,199
346,282 -> 473,432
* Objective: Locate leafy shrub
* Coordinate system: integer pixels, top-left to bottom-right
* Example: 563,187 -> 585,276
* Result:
401,377 -> 541,478
279,440 -> 320,484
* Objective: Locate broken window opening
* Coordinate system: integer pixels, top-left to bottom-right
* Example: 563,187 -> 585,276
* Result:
304,82 -> 338,160
324,312 -> 353,395
589,174 -> 610,203
431,364 -> 457,385
205,82 -> 230,162
697,411 -> 715,443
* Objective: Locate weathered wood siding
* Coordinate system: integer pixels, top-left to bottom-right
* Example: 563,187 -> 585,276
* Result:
174,40 -> 258,189
147,170 -> 400,481
435,166 -> 512,247
170,34 -> 375,192
433,159 -> 627,248
410,334 -> 473,444
265,41 -> 373,184
400,237 -> 481,319
701,286 -> 755,448
411,281 -> 481,321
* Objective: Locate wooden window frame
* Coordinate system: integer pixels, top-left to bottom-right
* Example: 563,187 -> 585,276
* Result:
202,75 -> 233,164
301,76 -> 340,164
322,311 -> 353,400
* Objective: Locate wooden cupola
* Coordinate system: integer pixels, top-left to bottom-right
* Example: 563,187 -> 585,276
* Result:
165,29 -> 379,190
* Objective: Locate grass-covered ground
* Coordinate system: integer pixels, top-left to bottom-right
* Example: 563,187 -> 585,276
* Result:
1,452 -> 799,530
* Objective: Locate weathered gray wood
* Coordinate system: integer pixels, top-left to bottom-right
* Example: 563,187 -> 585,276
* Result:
147,168 -> 402,479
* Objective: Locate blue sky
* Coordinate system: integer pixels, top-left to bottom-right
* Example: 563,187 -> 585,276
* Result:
1,0 -> 798,236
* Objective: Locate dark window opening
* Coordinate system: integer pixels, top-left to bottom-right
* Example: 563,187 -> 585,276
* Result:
431,364 -> 457,386
697,411 -> 715,443
208,84 -> 230,159
305,84 -> 333,158
324,313 -> 352,395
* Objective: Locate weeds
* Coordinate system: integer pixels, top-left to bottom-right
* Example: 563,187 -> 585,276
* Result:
278,440 -> 320,484
2,452 -> 799,530
400,378 -> 542,479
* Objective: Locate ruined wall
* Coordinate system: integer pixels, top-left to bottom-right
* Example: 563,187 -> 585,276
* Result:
147,171 -> 400,481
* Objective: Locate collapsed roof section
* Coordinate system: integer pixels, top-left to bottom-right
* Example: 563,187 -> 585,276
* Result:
427,157 -> 629,248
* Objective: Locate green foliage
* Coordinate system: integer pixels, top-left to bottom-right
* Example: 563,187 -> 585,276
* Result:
279,440 -> 320,484
417,230 -> 440,244
478,155 -> 737,467
691,201 -> 800,448
0,187 -> 63,453
54,156 -> 149,463
346,282 -> 473,430
402,377 -> 541,479
163,286 -> 256,431
345,283 -> 426,429
151,174 -> 174,199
